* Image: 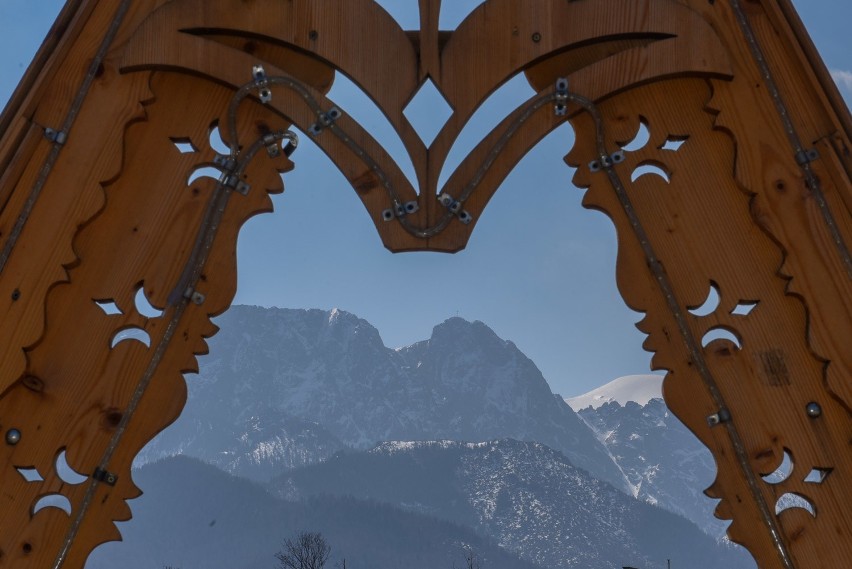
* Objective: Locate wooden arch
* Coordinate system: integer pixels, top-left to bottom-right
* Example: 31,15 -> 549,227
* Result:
0,1 -> 848,568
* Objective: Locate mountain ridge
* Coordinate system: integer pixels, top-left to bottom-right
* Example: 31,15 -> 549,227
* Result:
272,437 -> 753,569
137,305 -> 630,492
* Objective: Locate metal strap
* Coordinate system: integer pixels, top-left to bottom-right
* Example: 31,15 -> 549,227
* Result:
0,0 -> 134,277
729,0 -> 852,280
50,71 -> 289,569
572,89 -> 797,569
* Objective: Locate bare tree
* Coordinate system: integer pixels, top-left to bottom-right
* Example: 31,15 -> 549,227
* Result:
454,550 -> 481,569
275,531 -> 331,569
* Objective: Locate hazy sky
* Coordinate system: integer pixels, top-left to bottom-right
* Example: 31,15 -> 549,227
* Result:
1,1 -> 849,397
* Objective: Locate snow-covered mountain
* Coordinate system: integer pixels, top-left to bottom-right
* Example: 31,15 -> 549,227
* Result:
137,306 -> 628,491
565,374 -> 664,410
114,306 -> 759,569
570,377 -> 731,539
273,439 -> 753,569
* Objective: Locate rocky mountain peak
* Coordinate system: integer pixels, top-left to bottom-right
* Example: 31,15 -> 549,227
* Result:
138,306 -> 630,492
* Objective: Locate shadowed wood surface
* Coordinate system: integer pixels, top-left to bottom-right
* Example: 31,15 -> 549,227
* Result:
0,1 -> 848,567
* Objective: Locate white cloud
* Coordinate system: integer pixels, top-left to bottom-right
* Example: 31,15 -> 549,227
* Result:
830,69 -> 852,92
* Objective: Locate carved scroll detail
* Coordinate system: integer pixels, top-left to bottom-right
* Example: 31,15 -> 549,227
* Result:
567,78 -> 852,569
0,70 -> 293,567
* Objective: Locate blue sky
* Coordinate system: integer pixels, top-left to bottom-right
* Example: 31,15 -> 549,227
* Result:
1,1 -> 849,397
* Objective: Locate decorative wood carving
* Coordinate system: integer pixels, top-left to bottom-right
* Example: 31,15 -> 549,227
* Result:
0,1 -> 848,567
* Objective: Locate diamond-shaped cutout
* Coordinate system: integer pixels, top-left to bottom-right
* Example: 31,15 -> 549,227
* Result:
804,467 -> 832,484
732,301 -> 758,316
16,467 -> 43,482
403,78 -> 453,147
94,299 -> 122,316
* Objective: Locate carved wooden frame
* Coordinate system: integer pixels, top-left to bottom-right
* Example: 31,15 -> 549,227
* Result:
0,1 -> 849,567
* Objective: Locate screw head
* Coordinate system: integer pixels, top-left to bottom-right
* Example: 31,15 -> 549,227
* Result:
805,402 -> 822,418
531,32 -> 542,43
5,428 -> 21,445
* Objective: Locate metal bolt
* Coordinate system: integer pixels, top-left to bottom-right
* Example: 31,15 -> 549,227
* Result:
805,402 -> 822,418
191,291 -> 206,305
706,408 -> 731,427
531,32 -> 542,43
6,428 -> 21,445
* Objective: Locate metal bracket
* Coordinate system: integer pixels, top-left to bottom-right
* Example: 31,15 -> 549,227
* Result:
438,193 -> 474,225
554,77 -> 568,116
213,154 -> 237,172
252,65 -> 272,104
795,147 -> 820,165
707,407 -> 732,427
183,287 -> 206,305
219,172 -> 250,196
92,467 -> 118,486
263,133 -> 281,158
309,107 -> 342,135
589,150 -> 625,172
382,200 -> 420,222
44,127 -> 67,145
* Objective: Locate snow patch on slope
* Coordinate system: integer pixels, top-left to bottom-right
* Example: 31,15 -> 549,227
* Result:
565,374 -> 664,411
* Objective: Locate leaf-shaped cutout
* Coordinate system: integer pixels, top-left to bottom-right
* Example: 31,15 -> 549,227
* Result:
135,286 -> 164,318
33,494 -> 72,516
688,283 -> 720,317
326,71 -> 417,189
732,301 -> 758,316
170,137 -> 197,154
760,449 -> 794,484
776,493 -> 816,517
55,450 -> 88,485
403,77 -> 454,148
620,119 -> 650,152
440,1 -> 486,30
16,467 -> 43,483
701,327 -> 742,349
631,162 -> 671,183
374,0 -> 420,30
660,136 -> 688,152
94,299 -> 122,316
110,327 -> 151,348
804,468 -> 832,484
187,166 -> 222,186
208,123 -> 230,155
439,72 -> 538,191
